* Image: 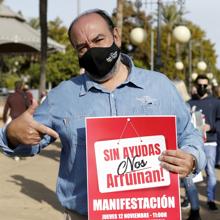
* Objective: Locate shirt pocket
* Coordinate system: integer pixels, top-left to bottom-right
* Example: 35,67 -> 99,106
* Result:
132,99 -> 161,115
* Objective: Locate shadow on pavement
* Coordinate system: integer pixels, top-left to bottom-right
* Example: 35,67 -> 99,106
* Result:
39,141 -> 61,162
39,149 -> 60,162
8,174 -> 63,213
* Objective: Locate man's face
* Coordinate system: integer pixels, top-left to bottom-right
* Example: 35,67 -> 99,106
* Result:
196,78 -> 209,97
70,13 -> 121,57
196,79 -> 209,89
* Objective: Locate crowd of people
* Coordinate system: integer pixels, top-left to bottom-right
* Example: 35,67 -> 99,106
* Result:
174,75 -> 220,220
0,8 -> 219,220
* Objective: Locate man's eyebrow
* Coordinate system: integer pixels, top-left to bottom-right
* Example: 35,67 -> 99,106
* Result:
91,34 -> 105,42
75,34 -> 105,50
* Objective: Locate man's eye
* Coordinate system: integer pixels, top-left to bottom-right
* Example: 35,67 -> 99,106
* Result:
95,38 -> 103,43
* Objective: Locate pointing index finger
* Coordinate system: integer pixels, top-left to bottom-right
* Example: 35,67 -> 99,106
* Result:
35,122 -> 59,139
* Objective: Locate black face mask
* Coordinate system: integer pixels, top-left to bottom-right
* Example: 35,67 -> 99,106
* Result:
197,84 -> 208,97
79,42 -> 120,80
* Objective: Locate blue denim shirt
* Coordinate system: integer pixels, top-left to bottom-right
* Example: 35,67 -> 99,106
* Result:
0,54 -> 206,215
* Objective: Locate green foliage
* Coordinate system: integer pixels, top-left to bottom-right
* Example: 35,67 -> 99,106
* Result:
29,17 -> 40,30
46,18 -> 80,86
48,17 -> 69,44
4,74 -> 20,89
1,16 -> 80,89
26,62 -> 40,88
113,0 -> 152,69
116,1 -> 219,83
161,3 -> 183,30
47,48 -> 79,86
1,2 -> 219,89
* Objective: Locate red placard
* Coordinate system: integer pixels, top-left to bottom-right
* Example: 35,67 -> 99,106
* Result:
86,116 -> 181,220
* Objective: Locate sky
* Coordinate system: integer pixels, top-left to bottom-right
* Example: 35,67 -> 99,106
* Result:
3,0 -> 220,69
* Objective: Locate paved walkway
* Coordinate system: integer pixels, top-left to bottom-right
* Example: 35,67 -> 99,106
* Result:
0,141 -> 64,220
0,119 -> 220,219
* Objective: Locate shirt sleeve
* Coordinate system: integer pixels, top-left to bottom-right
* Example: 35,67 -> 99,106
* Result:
170,83 -> 206,173
0,97 -> 55,157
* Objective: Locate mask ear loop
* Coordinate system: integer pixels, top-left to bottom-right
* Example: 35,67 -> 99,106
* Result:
117,118 -> 143,145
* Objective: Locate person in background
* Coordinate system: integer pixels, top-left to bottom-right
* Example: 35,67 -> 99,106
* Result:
0,9 -> 206,220
187,74 -> 220,217
2,81 -> 32,161
173,79 -> 202,220
3,81 -> 32,124
23,84 -> 33,105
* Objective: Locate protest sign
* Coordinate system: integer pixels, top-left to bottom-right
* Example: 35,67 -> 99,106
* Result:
86,116 -> 181,220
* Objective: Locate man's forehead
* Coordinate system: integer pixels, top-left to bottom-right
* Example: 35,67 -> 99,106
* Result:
198,79 -> 208,84
73,13 -> 106,29
71,13 -> 110,46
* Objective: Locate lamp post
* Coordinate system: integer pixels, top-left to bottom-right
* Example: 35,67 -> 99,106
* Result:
172,25 -> 191,89
197,60 -> 207,72
212,78 -> 218,87
130,0 -> 185,71
129,0 -> 163,71
130,0 -> 153,69
191,72 -> 198,81
130,27 -> 147,46
155,0 -> 163,71
175,61 -> 184,71
206,72 -> 213,80
173,25 -> 191,43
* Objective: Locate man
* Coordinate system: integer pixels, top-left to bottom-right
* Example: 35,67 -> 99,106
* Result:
23,84 -> 34,104
185,74 -> 220,218
0,10 -> 206,220
3,81 -> 32,124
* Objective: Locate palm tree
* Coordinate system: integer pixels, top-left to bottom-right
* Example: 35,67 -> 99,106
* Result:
39,0 -> 48,97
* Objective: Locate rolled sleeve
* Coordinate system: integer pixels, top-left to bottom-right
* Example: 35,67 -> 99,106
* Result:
0,125 -> 37,156
0,96 -> 55,157
181,143 -> 206,174
0,125 -> 14,156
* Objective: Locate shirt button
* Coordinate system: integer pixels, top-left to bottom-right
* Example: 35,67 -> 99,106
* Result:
111,94 -> 114,98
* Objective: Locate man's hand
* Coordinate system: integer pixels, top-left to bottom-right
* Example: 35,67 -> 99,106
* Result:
6,99 -> 59,147
158,149 -> 195,178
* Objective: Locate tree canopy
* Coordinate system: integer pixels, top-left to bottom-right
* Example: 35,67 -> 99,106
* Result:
1,1 -> 219,89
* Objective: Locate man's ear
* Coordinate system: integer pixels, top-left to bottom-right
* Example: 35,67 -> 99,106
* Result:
113,27 -> 121,48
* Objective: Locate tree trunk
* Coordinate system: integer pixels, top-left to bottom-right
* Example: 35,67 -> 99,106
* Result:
39,0 -> 48,98
116,0 -> 124,41
166,32 -> 171,59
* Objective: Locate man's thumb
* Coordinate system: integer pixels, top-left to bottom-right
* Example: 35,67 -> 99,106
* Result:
27,99 -> 39,115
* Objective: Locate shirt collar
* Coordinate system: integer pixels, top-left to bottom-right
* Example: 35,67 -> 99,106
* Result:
79,74 -> 103,96
121,54 -> 145,89
79,53 -> 145,96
